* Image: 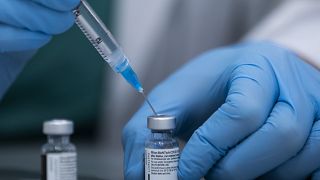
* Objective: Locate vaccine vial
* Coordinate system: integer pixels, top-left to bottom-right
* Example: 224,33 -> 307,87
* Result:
145,115 -> 179,180
41,119 -> 77,180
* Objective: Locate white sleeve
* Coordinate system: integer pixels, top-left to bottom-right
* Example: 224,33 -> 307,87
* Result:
245,0 -> 320,70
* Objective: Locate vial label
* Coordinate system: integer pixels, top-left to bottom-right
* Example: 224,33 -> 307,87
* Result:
145,148 -> 179,180
44,152 -> 77,180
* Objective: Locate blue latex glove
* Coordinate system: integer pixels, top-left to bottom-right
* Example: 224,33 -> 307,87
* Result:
122,42 -> 320,179
0,0 -> 79,99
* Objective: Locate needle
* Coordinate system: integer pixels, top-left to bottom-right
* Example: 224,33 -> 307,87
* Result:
141,91 -> 158,115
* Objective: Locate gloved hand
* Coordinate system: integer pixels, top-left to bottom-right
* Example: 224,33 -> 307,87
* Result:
122,42 -> 320,179
0,0 -> 79,52
0,0 -> 79,99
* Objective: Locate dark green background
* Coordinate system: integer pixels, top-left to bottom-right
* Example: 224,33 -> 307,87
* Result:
0,0 -> 114,140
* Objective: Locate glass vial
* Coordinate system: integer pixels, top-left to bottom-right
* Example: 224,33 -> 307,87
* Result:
145,115 -> 179,180
41,119 -> 77,180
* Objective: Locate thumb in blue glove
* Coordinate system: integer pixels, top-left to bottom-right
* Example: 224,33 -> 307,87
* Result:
122,42 -> 320,179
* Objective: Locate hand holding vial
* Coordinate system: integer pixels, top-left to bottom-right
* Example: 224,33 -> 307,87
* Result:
123,42 -> 320,179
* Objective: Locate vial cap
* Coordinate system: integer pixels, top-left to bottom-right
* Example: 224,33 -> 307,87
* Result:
147,115 -> 176,130
43,119 -> 74,135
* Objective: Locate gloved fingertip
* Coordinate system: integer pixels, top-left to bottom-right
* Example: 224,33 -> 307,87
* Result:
33,0 -> 80,11
50,12 -> 75,35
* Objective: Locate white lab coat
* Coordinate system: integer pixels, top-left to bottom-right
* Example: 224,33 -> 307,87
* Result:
100,0 -> 320,149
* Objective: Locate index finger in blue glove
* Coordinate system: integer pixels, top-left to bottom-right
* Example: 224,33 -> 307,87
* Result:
0,0 -> 75,35
178,55 -> 278,179
32,0 -> 80,11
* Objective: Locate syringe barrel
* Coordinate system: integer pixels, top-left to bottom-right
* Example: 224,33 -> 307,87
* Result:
73,0 -> 128,72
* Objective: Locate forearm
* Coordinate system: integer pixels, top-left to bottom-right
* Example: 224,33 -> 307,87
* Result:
244,0 -> 320,70
0,51 -> 36,100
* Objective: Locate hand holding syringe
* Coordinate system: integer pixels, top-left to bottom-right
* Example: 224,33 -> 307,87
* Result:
73,0 -> 157,115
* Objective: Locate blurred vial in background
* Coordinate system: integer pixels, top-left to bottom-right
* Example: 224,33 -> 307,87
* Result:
41,119 -> 77,180
145,115 -> 179,180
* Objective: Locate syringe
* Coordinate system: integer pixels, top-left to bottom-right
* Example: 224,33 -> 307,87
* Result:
73,0 -> 157,115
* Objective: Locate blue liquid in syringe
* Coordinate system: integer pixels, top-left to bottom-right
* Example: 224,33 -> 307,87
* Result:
74,0 -> 157,115
120,63 -> 144,93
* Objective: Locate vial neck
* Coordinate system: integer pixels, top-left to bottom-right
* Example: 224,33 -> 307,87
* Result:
47,135 -> 70,145
151,130 -> 174,137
